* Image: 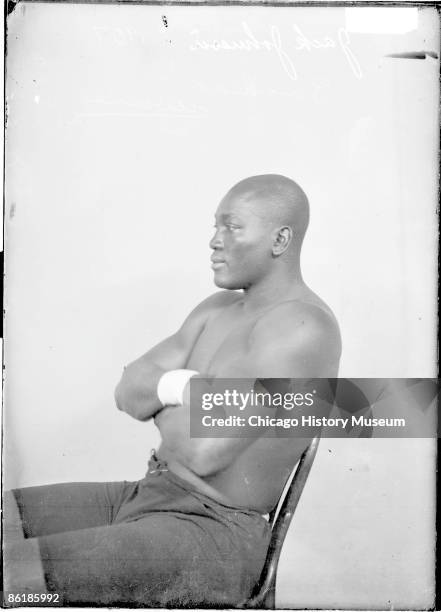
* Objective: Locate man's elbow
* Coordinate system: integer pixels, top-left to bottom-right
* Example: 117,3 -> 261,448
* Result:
114,379 -> 125,412
114,375 -> 149,422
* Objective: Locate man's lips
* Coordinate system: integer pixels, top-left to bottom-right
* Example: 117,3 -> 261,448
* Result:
211,257 -> 226,270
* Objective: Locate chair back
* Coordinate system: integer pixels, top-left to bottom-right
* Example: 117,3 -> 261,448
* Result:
244,435 -> 321,609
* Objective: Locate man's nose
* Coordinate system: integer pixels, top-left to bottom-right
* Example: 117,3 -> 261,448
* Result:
209,229 -> 223,249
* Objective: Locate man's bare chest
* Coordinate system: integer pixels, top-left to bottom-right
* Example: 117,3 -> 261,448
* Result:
186,304 -> 253,373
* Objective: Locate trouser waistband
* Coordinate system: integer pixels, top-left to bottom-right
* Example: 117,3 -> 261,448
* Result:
143,450 -> 272,535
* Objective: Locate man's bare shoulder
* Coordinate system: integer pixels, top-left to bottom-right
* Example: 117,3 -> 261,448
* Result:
252,297 -> 341,358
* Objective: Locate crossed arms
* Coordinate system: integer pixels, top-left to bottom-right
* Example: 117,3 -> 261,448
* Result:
114,291 -> 341,475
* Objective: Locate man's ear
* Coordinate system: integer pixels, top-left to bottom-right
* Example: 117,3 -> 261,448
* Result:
272,226 -> 293,256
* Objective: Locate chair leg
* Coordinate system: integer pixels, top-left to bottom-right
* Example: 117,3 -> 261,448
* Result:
261,586 -> 275,609
244,584 -> 276,609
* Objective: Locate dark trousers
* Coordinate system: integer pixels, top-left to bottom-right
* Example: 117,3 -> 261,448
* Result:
6,456 -> 270,607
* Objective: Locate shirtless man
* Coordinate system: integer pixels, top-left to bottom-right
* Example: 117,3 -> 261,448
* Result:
116,173 -> 341,511
4,174 -> 341,607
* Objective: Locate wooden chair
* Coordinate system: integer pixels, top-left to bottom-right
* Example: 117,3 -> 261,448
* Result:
243,435 -> 321,609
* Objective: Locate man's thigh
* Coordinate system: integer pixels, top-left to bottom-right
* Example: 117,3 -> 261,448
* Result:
37,511 -> 256,607
12,481 -> 136,538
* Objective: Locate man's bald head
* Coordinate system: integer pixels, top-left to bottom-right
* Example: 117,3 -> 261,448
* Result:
211,174 -> 309,289
224,174 -> 310,251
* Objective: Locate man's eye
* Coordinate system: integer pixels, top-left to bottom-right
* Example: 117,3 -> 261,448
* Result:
213,223 -> 239,231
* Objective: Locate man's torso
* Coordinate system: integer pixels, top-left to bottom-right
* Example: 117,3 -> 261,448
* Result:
157,288 -> 341,513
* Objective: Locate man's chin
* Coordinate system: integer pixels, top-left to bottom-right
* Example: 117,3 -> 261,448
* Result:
213,275 -> 242,290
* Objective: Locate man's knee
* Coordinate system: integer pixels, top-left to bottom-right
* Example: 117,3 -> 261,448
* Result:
3,491 -> 25,541
3,493 -> 48,601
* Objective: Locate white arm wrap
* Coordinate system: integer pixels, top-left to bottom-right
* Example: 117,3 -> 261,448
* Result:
156,369 -> 199,407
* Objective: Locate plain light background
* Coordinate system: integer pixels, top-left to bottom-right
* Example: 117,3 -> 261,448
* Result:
4,4 -> 438,609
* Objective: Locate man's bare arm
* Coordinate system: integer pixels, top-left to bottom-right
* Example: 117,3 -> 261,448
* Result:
114,291 -> 238,421
157,302 -> 341,475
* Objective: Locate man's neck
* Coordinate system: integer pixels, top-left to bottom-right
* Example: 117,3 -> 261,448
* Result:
240,266 -> 306,315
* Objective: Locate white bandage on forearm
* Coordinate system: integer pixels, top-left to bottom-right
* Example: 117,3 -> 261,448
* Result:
157,369 -> 199,406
